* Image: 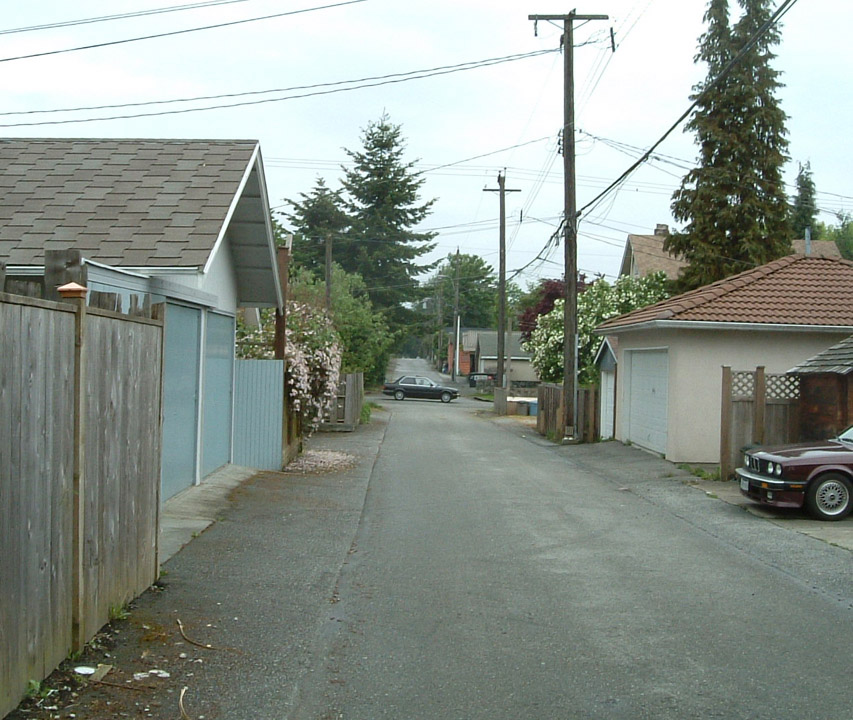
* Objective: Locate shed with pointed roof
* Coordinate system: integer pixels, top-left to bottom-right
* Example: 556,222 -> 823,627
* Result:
0,138 -> 284,500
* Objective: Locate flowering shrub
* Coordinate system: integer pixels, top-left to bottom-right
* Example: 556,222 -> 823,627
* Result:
235,301 -> 342,434
284,301 -> 342,432
524,272 -> 671,385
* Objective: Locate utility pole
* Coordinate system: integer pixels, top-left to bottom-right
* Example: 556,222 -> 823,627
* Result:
529,10 -> 607,440
452,249 -> 460,382
324,232 -> 332,313
484,172 -> 520,390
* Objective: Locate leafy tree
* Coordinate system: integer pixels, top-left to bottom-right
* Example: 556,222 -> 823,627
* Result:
822,212 -> 853,260
423,253 -> 499,331
288,265 -> 394,384
515,274 -> 592,342
281,177 -> 349,274
524,272 -> 670,385
789,161 -> 820,240
339,113 -> 437,326
666,0 -> 791,290
516,278 -> 565,342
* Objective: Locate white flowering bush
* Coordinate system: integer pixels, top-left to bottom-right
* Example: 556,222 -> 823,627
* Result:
284,301 -> 342,432
524,272 -> 670,385
236,301 -> 342,434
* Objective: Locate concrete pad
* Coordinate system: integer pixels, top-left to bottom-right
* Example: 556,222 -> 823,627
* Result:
159,464 -> 260,563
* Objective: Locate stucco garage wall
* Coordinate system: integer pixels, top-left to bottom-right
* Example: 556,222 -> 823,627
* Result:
614,327 -> 851,464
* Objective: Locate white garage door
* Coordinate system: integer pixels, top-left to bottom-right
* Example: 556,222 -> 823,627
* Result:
626,349 -> 668,455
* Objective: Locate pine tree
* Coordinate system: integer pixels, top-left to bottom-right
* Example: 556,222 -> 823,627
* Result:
666,0 -> 792,290
340,114 -> 436,324
790,161 -> 819,240
282,177 -> 348,275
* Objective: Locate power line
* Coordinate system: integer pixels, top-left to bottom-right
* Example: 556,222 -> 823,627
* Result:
0,0 -> 367,65
577,0 -> 800,220
0,49 -> 557,127
0,0 -> 258,36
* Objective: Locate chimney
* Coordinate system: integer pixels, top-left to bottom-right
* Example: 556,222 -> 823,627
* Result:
654,224 -> 669,237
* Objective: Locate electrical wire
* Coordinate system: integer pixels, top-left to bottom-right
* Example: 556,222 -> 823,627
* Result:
0,49 -> 558,127
0,0 -> 258,35
577,0 -> 800,221
0,0 -> 367,65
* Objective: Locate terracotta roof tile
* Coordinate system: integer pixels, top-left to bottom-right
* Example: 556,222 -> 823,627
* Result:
597,255 -> 853,332
0,138 -> 257,268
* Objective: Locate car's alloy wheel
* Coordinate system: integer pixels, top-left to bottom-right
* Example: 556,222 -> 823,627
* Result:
440,391 -> 452,403
394,389 -> 405,401
806,473 -> 852,520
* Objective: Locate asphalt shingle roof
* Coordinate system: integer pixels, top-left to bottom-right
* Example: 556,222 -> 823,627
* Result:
597,254 -> 853,332
788,335 -> 853,375
0,138 -> 259,268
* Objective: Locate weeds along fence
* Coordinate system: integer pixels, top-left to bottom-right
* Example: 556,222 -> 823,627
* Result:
0,289 -> 164,717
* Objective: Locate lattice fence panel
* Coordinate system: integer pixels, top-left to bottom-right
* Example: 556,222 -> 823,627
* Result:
732,371 -> 754,398
766,373 -> 800,400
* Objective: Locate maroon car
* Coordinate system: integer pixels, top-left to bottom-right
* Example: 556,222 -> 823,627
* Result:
736,426 -> 853,520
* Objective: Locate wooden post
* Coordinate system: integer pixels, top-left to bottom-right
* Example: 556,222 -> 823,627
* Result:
58,281 -> 87,651
273,242 -> 293,467
151,303 -> 166,578
720,366 -> 733,481
0,260 -> 6,292
754,366 -> 766,446
45,249 -> 87,302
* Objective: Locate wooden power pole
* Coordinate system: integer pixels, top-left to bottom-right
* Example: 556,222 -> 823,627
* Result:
484,172 -> 520,390
529,10 -> 607,439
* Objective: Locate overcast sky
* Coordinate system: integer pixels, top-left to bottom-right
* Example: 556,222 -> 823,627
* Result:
2,0 -> 849,288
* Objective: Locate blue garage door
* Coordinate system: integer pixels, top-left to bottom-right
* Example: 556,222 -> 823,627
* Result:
161,304 -> 201,501
202,312 -> 235,477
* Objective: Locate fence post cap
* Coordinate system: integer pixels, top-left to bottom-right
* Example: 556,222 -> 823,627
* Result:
57,281 -> 88,299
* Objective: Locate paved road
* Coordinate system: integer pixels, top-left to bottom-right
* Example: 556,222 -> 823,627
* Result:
62,358 -> 850,720
286,360 -> 852,719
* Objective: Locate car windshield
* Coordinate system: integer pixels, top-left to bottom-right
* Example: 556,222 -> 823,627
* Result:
838,426 -> 853,443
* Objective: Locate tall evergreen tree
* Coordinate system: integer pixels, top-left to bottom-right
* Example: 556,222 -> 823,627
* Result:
666,0 -> 791,290
340,114 -> 437,325
790,161 -> 819,240
282,177 -> 348,274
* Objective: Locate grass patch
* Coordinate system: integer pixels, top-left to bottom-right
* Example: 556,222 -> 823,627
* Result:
678,464 -> 722,482
360,401 -> 382,424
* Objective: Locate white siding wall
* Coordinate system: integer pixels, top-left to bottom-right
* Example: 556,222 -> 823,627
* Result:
201,234 -> 240,312
615,327 -> 851,464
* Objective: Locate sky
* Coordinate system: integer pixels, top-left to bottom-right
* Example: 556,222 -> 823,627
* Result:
1,0 -> 850,289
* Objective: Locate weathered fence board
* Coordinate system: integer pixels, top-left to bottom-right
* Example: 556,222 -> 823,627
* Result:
0,292 -> 163,718
0,297 -> 76,716
720,366 -> 800,479
321,373 -> 364,431
536,383 -> 599,442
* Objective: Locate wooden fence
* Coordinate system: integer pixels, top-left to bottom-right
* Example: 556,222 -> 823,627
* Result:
536,383 -> 599,442
720,366 -> 800,480
0,289 -> 163,718
322,373 -> 364,431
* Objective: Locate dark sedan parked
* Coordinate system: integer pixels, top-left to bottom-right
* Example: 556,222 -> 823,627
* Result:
382,375 -> 459,403
736,426 -> 853,520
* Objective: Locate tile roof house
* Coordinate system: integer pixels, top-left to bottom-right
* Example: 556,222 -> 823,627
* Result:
619,224 -> 842,279
594,255 -> 853,463
0,138 -> 284,501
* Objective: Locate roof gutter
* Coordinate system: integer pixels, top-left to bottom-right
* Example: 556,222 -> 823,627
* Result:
595,319 -> 853,335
